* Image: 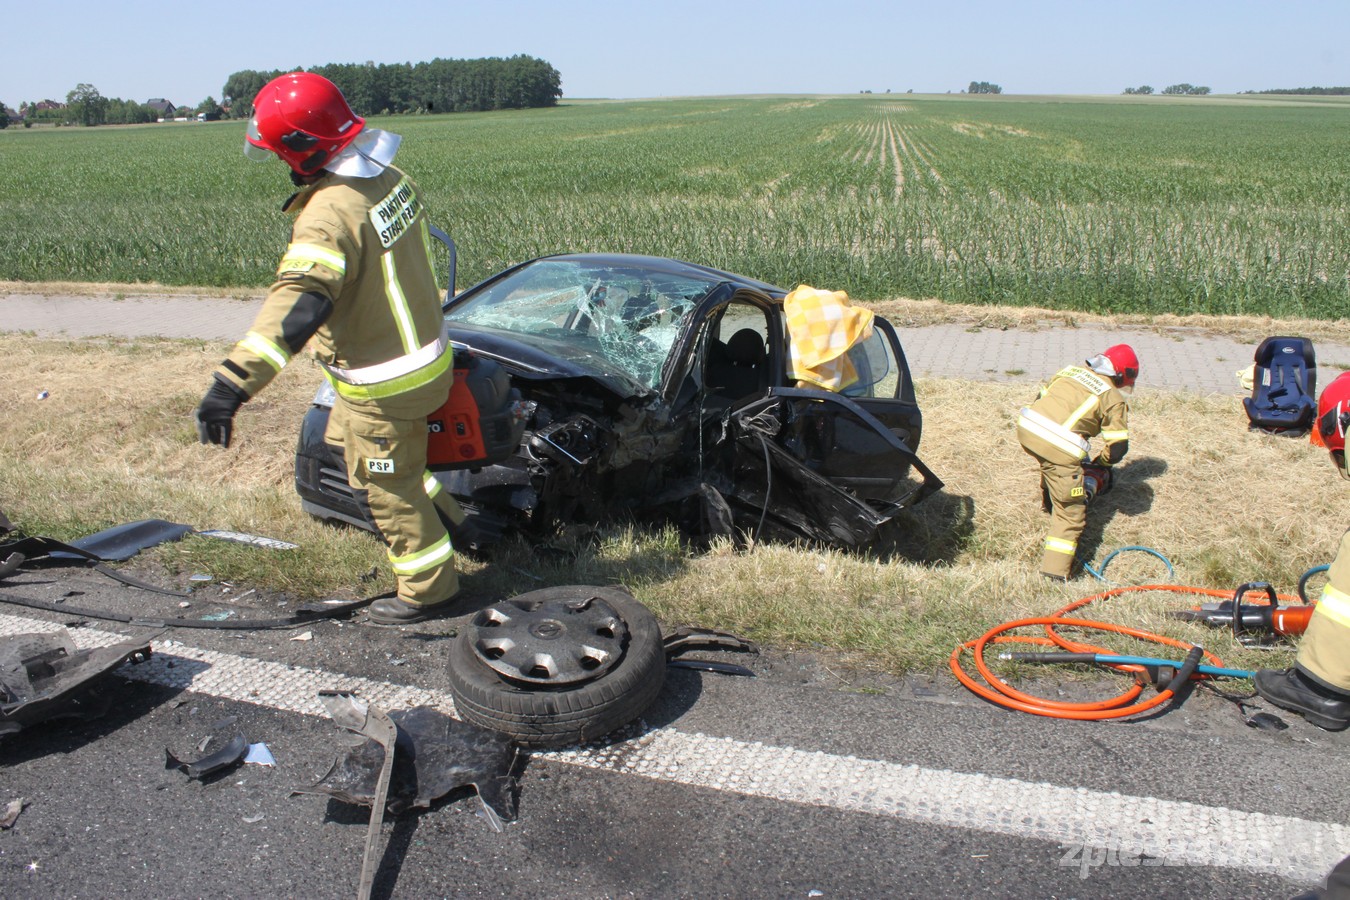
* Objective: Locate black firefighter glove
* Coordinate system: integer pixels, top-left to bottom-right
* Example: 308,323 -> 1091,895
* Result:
195,376 -> 248,449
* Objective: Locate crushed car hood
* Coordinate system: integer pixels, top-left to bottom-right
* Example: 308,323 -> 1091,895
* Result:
449,325 -> 652,401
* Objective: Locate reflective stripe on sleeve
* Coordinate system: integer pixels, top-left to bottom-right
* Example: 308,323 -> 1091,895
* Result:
1101,429 -> 1129,442
1044,536 -> 1077,556
388,533 -> 452,576
241,331 -> 290,372
423,471 -> 444,500
1316,583 -> 1350,629
281,243 -> 346,275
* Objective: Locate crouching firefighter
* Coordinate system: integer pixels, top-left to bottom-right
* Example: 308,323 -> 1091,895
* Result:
1016,345 -> 1138,581
1253,372 -> 1350,731
193,72 -> 467,626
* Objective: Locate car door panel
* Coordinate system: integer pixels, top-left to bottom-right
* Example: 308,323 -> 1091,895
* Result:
722,388 -> 942,546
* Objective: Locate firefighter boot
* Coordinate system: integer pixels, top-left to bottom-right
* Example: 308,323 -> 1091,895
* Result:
1253,667 -> 1350,731
368,594 -> 458,626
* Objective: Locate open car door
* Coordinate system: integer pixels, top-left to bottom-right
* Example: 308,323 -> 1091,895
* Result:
712,388 -> 943,549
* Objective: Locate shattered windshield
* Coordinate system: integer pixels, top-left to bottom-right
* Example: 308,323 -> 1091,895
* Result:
446,259 -> 717,390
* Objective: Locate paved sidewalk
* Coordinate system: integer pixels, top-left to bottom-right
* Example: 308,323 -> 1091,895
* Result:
4,290 -> 1348,396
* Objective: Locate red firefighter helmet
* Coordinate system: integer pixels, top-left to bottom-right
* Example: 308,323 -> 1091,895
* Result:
1317,371 -> 1350,479
1086,344 -> 1140,388
244,72 -> 365,175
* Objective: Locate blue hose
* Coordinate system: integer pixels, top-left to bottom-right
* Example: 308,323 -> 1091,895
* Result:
1004,649 -> 1253,679
1083,546 -> 1175,584
1298,564 -> 1330,604
1089,653 -> 1253,679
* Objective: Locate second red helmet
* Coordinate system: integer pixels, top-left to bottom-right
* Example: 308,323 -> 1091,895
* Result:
1087,344 -> 1139,388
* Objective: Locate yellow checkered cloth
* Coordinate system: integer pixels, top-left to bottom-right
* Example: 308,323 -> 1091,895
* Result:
784,285 -> 875,391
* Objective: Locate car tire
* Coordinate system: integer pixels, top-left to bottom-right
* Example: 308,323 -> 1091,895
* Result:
446,585 -> 666,749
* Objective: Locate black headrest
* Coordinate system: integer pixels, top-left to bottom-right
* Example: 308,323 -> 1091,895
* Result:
726,329 -> 765,365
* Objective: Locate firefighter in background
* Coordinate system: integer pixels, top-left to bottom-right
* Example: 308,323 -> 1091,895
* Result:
194,72 -> 466,626
1016,345 -> 1138,580
1253,372 -> 1350,731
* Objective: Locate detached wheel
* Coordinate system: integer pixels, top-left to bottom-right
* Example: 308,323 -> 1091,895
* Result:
446,585 -> 665,749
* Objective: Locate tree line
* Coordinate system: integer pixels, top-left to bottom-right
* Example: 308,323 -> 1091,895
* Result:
223,55 -> 562,117
1123,84 -> 1211,95
4,54 -> 560,129
1246,86 -> 1350,95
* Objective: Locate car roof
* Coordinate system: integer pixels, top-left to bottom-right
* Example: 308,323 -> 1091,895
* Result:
532,253 -> 787,298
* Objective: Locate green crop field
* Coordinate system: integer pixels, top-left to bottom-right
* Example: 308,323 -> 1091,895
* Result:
3,93 -> 1348,317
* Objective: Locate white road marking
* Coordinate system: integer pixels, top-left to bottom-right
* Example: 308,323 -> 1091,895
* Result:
5,613 -> 1344,885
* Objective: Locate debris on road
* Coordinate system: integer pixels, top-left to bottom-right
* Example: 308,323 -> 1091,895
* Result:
244,742 -> 276,767
663,625 -> 758,677
195,530 -> 298,551
0,798 -> 27,829
0,629 -> 159,736
165,731 -> 248,779
299,700 -> 518,826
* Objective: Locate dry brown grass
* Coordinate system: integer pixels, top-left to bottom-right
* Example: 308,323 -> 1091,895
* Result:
1,332 -> 1337,674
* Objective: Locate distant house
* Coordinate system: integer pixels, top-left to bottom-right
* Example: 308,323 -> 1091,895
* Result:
146,98 -> 177,118
2,105 -> 20,124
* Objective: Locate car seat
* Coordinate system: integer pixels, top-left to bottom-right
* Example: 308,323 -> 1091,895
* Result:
707,328 -> 766,402
1243,336 -> 1316,435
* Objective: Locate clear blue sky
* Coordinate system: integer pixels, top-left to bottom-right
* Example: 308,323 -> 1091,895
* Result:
4,0 -> 1346,108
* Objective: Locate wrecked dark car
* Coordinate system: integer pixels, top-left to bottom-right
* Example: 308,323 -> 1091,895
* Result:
295,252 -> 941,550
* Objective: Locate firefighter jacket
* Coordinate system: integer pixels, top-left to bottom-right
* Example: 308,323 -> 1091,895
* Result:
214,165 -> 451,419
1018,366 -> 1129,467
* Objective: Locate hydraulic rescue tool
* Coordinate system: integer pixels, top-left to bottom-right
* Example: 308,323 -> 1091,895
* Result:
1170,580 -> 1316,644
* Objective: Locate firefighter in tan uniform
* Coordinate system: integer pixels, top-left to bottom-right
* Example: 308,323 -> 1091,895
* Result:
194,72 -> 465,626
1016,345 -> 1138,580
1254,372 -> 1350,730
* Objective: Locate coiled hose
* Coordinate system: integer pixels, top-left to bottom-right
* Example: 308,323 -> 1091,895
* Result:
950,583 -> 1298,721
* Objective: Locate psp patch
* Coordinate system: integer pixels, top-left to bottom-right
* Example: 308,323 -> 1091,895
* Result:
366,458 -> 396,475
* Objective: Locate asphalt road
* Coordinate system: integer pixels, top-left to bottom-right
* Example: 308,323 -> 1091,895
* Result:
0,562 -> 1345,899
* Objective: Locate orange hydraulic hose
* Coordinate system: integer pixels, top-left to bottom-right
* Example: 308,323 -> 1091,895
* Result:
950,584 -> 1299,721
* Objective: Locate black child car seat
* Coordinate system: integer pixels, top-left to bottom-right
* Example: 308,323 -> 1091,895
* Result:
1243,336 -> 1317,436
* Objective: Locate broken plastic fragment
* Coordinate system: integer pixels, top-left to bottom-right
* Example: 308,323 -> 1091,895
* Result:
290,631 -> 313,642
0,629 -> 159,735
297,705 -> 518,828
667,659 -> 755,677
313,691 -> 397,900
165,731 -> 248,778
200,610 -> 235,621
0,798 -> 26,829
195,530 -> 299,551
37,391 -> 49,400
189,574 -> 213,583
46,519 -> 194,562
244,742 -> 276,766
242,813 -> 265,824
